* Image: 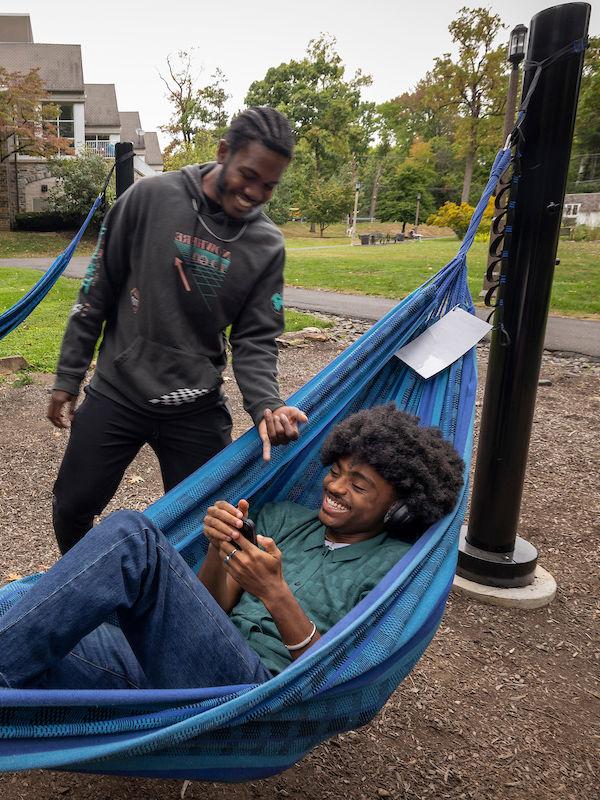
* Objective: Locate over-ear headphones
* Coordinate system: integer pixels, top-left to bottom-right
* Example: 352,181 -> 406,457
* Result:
383,502 -> 421,542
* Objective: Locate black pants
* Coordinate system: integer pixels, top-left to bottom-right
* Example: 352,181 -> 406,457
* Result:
52,390 -> 232,554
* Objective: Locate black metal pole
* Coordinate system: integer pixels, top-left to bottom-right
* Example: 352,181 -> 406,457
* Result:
458,2 -> 590,588
114,141 -> 134,198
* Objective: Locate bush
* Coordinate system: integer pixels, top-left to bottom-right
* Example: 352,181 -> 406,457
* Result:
571,224 -> 600,241
47,150 -> 113,223
15,211 -> 85,232
427,198 -> 494,239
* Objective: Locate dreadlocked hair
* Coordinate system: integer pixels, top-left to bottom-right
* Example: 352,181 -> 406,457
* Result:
226,107 -> 294,159
321,404 -> 465,529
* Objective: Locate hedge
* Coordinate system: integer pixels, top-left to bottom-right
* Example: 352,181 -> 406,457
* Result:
15,211 -> 89,232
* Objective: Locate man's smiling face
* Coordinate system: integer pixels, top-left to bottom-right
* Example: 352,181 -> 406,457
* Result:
319,456 -> 397,543
214,139 -> 289,220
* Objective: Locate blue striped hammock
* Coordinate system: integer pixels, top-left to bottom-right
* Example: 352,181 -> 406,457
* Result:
0,148 -> 511,780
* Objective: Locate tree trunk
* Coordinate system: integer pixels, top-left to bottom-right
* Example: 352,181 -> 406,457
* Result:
309,222 -> 316,233
369,161 -> 384,221
461,149 -> 475,204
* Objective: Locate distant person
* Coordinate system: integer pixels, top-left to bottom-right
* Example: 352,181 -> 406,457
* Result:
0,406 -> 464,690
47,107 -> 307,554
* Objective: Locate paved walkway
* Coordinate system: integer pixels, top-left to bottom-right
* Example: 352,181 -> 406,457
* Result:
2,257 -> 599,358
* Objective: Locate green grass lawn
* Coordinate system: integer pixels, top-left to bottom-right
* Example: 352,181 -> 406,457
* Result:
2,230 -> 598,320
0,231 -> 98,258
286,238 -> 600,318
0,269 -> 331,374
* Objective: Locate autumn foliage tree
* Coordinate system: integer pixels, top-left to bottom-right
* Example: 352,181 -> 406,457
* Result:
377,8 -> 507,206
0,67 -> 70,162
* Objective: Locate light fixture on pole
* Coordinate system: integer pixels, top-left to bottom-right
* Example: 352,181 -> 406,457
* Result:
505,24 -> 528,139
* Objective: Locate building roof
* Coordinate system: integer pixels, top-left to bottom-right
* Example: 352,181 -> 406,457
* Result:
0,43 -> 84,93
564,193 -> 600,213
142,131 -> 163,166
84,83 -> 120,128
0,13 -> 33,42
119,111 -> 145,149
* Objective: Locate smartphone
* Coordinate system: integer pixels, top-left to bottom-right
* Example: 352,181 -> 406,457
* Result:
240,518 -> 257,546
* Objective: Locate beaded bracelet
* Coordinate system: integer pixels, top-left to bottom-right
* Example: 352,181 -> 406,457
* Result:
285,621 -> 317,651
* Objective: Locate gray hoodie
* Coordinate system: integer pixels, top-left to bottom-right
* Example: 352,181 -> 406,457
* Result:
54,163 -> 285,424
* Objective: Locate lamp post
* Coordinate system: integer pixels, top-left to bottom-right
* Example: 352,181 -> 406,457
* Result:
481,23 -> 528,297
350,180 -> 361,246
505,24 -> 528,139
414,193 -> 421,234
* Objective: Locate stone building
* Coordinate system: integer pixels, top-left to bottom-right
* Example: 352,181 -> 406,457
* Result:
0,13 -> 163,230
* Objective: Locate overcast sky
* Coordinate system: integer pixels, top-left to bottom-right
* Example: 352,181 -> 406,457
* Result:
20,1 -> 599,147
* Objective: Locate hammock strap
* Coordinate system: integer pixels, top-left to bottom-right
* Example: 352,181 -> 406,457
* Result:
514,36 -> 588,142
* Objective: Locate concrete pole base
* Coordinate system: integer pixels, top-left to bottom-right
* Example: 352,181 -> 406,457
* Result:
452,565 -> 557,609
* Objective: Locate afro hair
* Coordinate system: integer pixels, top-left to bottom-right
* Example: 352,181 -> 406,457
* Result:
320,404 -> 464,530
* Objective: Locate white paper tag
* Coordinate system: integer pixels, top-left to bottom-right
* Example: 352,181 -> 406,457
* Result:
395,308 -> 491,379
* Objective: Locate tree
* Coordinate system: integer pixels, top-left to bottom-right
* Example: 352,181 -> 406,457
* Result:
0,67 -> 70,162
47,149 -> 113,221
163,129 -> 219,172
570,36 -> 600,187
246,35 -> 374,180
246,35 -> 373,232
377,163 -> 435,228
378,84 -> 455,153
376,140 -> 436,228
303,176 -> 353,236
428,8 -> 508,203
159,51 -> 229,148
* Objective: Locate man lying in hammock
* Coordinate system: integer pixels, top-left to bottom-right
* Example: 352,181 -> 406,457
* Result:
0,405 -> 463,691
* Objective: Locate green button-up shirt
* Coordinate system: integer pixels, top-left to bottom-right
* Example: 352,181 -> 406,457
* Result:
229,501 -> 411,675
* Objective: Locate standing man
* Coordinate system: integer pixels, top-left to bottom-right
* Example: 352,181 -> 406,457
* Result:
47,107 -> 307,554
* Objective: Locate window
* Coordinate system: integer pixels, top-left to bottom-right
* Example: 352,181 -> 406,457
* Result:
43,103 -> 75,147
563,203 -> 580,218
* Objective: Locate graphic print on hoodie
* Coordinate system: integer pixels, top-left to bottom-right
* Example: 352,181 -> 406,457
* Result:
173,233 -> 231,310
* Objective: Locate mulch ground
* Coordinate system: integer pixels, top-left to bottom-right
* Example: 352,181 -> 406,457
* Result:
0,320 -> 598,800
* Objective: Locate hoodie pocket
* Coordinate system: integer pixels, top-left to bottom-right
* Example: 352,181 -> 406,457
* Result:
113,336 -> 222,407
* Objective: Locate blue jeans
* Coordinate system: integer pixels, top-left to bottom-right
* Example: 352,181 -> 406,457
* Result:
0,510 -> 272,690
